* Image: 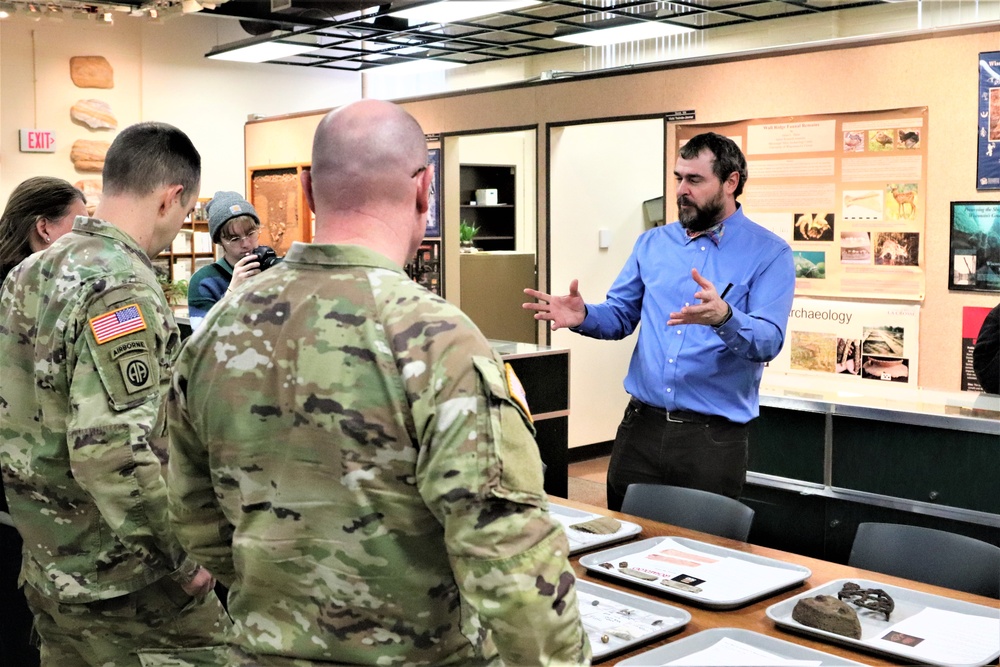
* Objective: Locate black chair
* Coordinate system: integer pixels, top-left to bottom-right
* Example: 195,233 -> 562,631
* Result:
849,522 -> 1000,599
620,483 -> 755,542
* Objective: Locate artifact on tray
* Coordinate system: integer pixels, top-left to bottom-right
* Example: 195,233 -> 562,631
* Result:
791,595 -> 862,639
71,99 -> 118,130
70,56 -> 114,89
70,140 -> 111,172
837,581 -> 894,621
569,516 -> 621,535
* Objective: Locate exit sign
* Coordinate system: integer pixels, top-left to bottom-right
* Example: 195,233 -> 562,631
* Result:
19,129 -> 56,153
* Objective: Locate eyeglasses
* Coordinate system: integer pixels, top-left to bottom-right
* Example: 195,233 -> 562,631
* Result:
411,165 -> 427,178
221,229 -> 259,245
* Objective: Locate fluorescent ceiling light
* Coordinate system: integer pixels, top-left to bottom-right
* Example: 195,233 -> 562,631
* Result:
555,21 -> 693,47
371,59 -> 465,75
390,1 -> 540,25
208,37 -> 321,63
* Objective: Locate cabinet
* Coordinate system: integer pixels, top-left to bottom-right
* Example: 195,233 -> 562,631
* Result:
154,198 -> 215,282
460,164 -> 516,251
247,164 -> 311,257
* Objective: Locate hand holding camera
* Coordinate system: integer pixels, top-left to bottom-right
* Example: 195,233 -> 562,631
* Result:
230,245 -> 281,292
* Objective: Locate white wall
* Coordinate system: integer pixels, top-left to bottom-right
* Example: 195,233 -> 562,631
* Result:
549,119 -> 664,448
0,13 -> 360,203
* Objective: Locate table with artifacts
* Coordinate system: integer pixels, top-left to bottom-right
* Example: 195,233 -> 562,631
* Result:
554,497 -> 1000,666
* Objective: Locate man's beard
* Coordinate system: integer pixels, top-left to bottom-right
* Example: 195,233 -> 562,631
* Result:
678,191 -> 725,232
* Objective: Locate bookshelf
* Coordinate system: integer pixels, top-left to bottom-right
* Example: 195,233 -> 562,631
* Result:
153,197 -> 215,283
459,164 -> 516,251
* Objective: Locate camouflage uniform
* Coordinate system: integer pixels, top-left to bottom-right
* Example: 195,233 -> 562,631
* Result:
168,243 -> 591,666
0,217 -> 232,667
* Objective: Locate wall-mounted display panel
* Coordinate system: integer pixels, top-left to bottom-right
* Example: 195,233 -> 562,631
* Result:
978,51 -> 1000,190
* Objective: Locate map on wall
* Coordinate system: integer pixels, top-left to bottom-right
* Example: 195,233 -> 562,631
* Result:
678,107 -> 928,301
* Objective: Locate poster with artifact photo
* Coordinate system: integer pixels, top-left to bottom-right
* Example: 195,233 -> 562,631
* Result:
978,51 -> 1000,190
769,298 -> 920,385
678,107 -> 927,301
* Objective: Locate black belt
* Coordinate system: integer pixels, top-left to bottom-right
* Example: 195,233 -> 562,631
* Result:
630,398 -> 734,425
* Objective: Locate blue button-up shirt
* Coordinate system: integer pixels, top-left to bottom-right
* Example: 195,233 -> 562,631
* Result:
574,205 -> 794,424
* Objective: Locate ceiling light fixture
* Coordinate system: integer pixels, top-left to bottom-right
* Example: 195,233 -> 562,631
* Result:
555,21 -> 694,47
207,34 -> 322,63
390,1 -> 540,25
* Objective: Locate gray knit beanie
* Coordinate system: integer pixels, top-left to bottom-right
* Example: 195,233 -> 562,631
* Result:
207,191 -> 260,243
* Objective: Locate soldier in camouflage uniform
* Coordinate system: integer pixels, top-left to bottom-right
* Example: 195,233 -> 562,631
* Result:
167,100 -> 591,666
0,122 -> 233,667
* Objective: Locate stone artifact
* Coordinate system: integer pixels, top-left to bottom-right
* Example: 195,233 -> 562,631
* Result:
791,595 -> 862,639
71,99 -> 117,129
70,56 -> 114,88
570,516 -> 621,535
837,581 -> 895,621
74,179 -> 103,214
70,139 -> 111,172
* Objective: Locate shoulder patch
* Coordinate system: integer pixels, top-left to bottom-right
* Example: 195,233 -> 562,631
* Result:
89,304 -> 147,345
504,363 -> 532,423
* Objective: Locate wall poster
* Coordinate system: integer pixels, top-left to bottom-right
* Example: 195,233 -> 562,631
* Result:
425,148 -> 441,238
978,51 -> 1000,190
949,201 -> 1000,292
678,107 -> 928,301
961,306 -> 992,392
769,298 -> 920,386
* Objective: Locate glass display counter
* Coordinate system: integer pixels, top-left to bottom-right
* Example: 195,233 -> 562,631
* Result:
743,374 -> 999,564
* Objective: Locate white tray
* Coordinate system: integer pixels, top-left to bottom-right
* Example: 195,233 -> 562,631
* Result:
766,578 -> 1000,667
549,501 -> 642,554
576,580 -> 690,663
617,627 -> 870,666
579,536 -> 811,609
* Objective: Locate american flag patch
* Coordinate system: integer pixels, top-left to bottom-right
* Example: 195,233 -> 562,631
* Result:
89,304 -> 147,345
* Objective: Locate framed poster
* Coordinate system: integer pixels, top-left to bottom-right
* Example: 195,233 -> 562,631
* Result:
978,51 -> 1000,190
949,201 -> 1000,292
425,148 -> 441,238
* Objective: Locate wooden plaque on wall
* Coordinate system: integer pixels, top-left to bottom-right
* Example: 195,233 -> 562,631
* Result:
248,164 -> 311,257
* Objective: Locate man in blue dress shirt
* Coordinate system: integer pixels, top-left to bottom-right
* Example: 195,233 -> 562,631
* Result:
524,132 -> 795,511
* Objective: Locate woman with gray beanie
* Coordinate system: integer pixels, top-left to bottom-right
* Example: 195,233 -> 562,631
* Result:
186,190 -> 262,328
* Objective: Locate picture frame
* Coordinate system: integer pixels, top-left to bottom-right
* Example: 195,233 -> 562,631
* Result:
948,201 -> 1000,292
425,148 -> 441,238
977,51 -> 1000,190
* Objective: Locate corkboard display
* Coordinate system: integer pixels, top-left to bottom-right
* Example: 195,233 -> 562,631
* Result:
249,166 -> 309,257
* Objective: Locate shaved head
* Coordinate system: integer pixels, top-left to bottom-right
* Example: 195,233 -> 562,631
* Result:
309,99 -> 428,212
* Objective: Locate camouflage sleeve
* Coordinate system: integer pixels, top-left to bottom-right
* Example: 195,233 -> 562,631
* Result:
66,284 -> 196,584
166,355 -> 236,586
407,321 -> 591,666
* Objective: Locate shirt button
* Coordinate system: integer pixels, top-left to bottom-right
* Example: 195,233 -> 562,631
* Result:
685,302 -> 690,307
666,388 -> 672,393
668,358 -> 674,363
676,330 -> 682,335
701,246 -> 706,251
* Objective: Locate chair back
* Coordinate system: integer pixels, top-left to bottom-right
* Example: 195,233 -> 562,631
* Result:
849,522 -> 1000,599
621,483 -> 755,542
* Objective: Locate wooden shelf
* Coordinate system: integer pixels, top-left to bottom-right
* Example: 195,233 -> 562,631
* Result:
460,164 -> 516,252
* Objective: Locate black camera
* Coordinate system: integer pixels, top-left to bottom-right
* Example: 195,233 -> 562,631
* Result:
249,245 -> 281,271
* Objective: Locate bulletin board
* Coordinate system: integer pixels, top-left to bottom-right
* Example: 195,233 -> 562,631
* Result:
678,107 -> 928,301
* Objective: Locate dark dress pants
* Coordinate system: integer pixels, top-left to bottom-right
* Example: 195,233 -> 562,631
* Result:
606,399 -> 749,512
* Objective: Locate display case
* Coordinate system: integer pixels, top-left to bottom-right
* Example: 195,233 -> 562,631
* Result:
247,164 -> 311,258
741,378 -> 1000,564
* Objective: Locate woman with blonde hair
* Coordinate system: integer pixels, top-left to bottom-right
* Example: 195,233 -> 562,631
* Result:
0,176 -> 87,281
